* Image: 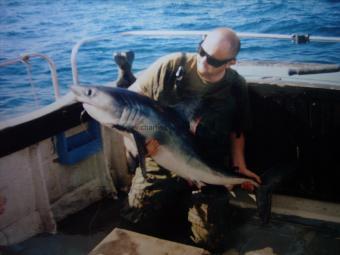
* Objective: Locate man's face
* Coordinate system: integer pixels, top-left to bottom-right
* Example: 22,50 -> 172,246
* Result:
196,37 -> 236,80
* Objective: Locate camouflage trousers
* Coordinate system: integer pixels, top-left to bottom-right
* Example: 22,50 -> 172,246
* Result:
121,157 -> 232,251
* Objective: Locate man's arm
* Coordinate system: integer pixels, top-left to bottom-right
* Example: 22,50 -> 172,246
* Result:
230,132 -> 261,184
128,54 -> 181,156
127,81 -> 161,156
128,53 -> 180,98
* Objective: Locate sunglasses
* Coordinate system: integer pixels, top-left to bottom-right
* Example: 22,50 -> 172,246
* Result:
197,41 -> 235,68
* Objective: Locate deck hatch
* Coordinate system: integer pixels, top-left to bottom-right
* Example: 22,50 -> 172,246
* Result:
56,120 -> 102,164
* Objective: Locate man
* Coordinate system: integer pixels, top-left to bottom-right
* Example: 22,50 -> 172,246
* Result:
122,27 -> 261,251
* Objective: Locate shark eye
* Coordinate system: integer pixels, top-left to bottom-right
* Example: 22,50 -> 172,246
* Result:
86,88 -> 93,96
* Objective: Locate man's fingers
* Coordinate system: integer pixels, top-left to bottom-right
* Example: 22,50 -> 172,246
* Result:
145,139 -> 160,156
242,169 -> 261,184
250,172 -> 261,184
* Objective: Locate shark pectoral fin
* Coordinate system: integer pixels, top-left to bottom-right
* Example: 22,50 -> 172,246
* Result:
225,184 -> 235,191
183,178 -> 205,189
132,132 -> 148,180
193,180 -> 206,189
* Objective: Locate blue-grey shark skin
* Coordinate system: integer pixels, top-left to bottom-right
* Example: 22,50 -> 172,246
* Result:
71,85 -> 258,188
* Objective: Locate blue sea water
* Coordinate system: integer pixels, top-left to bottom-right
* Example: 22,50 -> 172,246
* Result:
1,0 -> 340,120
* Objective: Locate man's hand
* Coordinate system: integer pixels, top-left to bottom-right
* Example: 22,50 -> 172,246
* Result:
238,167 -> 261,184
235,167 -> 261,191
145,138 -> 160,157
230,132 -> 261,191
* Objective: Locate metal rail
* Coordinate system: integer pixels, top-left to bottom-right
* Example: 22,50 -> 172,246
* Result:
0,53 -> 60,99
122,30 -> 340,43
71,30 -> 340,85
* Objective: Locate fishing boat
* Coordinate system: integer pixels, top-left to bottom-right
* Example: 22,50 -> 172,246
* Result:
1,31 -> 340,254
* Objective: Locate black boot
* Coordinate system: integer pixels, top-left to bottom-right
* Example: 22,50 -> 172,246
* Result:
113,51 -> 136,88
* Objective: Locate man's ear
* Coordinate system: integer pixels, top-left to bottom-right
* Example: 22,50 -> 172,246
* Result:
225,59 -> 237,68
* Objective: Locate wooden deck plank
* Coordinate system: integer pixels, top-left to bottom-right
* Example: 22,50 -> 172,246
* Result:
89,228 -> 210,255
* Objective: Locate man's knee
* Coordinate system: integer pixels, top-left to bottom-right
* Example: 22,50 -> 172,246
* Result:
124,164 -> 190,223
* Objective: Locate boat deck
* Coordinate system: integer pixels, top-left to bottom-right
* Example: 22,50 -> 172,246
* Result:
2,196 -> 340,255
235,61 -> 340,90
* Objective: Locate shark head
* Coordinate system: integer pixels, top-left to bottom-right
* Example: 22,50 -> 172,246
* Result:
71,85 -> 125,127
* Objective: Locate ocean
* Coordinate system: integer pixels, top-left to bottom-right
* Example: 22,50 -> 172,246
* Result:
1,0 -> 340,120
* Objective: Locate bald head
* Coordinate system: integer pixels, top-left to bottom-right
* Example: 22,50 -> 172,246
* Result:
197,28 -> 240,82
203,28 -> 241,59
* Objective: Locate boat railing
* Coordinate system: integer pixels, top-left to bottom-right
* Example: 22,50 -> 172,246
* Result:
71,30 -> 340,85
0,53 -> 102,165
0,53 -> 60,100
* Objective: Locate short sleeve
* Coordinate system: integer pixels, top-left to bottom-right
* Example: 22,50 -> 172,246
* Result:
134,53 -> 181,100
233,76 -> 252,134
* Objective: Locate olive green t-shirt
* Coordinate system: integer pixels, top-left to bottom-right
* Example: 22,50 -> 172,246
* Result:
135,52 -> 251,167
